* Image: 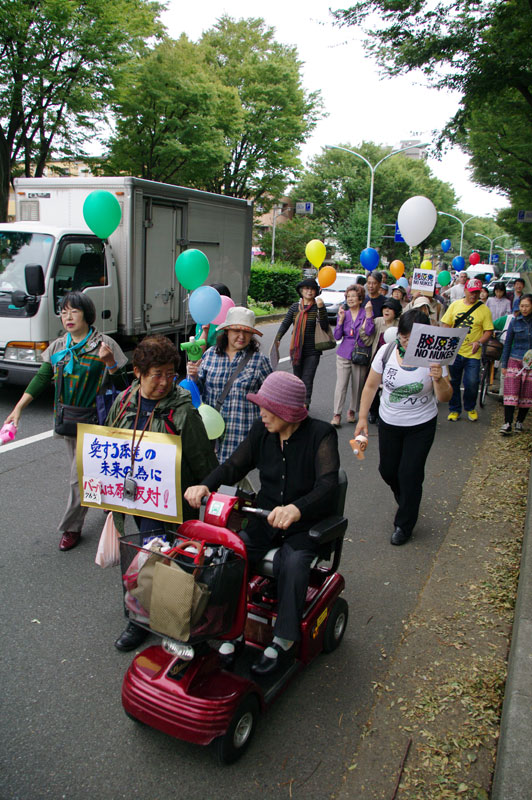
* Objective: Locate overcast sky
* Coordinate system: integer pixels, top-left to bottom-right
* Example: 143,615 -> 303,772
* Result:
162,0 -> 509,221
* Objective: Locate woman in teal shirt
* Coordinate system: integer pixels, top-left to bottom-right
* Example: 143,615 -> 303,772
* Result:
4,291 -> 128,551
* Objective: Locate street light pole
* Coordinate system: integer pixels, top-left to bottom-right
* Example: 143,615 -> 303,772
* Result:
437,211 -> 477,257
270,205 -> 284,265
325,142 -> 429,249
474,232 -> 510,266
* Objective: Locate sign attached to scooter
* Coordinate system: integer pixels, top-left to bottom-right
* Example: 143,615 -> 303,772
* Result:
208,500 -> 224,517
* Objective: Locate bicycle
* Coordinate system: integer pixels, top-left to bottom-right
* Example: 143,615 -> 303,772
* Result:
479,336 -> 503,408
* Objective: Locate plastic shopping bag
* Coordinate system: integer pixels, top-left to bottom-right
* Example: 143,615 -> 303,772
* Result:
95,512 -> 121,568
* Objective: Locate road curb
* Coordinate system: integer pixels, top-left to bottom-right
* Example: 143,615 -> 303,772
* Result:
491,454 -> 532,799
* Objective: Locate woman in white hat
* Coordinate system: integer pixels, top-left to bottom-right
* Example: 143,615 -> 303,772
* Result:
187,306 -> 272,462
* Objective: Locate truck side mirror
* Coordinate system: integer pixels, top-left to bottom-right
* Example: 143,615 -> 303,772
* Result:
10,290 -> 28,308
25,264 -> 45,296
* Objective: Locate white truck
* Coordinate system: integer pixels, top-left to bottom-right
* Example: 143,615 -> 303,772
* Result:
0,176 -> 253,384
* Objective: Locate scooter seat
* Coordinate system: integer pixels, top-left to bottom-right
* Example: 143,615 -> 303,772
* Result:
256,548 -> 318,578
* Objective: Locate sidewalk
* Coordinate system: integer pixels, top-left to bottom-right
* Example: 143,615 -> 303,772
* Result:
333,408 -> 532,799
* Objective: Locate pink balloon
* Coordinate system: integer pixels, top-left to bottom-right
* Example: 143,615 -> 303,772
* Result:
211,295 -> 235,326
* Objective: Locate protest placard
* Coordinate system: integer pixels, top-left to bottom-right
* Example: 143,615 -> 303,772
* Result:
411,268 -> 437,296
403,324 -> 468,368
76,424 -> 182,523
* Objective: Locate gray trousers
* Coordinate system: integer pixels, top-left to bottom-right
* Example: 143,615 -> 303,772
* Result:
57,436 -> 88,533
333,356 -> 368,417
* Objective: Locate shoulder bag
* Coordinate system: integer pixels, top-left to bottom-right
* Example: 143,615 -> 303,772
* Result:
54,364 -> 98,437
314,320 -> 336,351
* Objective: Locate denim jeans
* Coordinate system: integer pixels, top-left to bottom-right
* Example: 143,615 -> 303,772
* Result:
448,354 -> 481,413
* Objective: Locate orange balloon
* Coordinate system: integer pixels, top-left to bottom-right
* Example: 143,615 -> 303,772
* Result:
390,260 -> 405,279
318,266 -> 336,288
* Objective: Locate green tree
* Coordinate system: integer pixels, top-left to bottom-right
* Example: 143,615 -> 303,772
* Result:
335,200 -> 385,266
104,37 -> 242,186
257,215 -> 327,267
332,0 -> 532,250
200,16 -> 322,202
0,0 -> 162,221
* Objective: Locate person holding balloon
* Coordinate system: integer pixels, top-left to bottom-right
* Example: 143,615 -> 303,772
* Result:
274,278 -> 329,408
4,291 -> 129,552
107,335 -> 218,652
330,283 -> 375,427
187,306 -> 272,463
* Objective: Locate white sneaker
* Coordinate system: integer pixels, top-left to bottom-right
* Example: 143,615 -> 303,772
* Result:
515,421 -> 524,432
500,422 -> 512,435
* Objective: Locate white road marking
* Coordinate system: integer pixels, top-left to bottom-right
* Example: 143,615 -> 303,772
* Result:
0,429 -> 54,452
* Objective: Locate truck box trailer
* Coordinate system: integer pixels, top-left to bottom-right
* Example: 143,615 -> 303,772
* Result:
0,177 -> 253,384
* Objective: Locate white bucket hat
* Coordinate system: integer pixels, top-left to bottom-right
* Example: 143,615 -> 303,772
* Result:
215,306 -> 263,336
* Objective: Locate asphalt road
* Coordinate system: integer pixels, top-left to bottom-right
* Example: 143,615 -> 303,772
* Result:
0,323 -> 494,799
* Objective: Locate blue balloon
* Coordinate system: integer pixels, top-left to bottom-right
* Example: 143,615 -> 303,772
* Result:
397,277 -> 409,289
441,239 -> 451,253
485,273 -> 491,282
452,256 -> 465,272
188,286 -> 222,324
359,247 -> 380,271
179,378 -> 201,408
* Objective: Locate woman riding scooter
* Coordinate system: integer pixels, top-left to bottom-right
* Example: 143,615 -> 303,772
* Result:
185,371 -> 340,675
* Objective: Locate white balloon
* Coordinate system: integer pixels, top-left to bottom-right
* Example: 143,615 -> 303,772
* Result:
383,326 -> 398,344
397,196 -> 438,247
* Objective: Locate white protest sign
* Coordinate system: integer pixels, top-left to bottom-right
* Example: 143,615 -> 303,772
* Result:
403,324 -> 469,368
411,268 -> 437,296
76,424 -> 183,523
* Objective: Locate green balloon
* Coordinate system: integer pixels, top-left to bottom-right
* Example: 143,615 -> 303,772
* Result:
437,269 -> 451,287
175,249 -> 210,291
198,403 -> 225,440
83,191 -> 122,239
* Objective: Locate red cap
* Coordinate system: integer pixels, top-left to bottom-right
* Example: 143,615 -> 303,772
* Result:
465,278 -> 483,292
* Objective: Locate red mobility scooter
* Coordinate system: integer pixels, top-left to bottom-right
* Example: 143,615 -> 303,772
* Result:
120,469 -> 348,763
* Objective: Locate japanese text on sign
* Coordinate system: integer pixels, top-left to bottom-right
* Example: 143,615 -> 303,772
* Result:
76,424 -> 183,523
411,269 -> 437,296
403,324 -> 468,368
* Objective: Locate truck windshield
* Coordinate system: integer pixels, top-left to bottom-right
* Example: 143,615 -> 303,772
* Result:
0,232 -> 53,293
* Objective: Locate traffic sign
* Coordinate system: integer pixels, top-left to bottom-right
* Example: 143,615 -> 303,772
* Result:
517,210 -> 532,222
491,253 -> 500,263
296,201 -> 314,215
394,222 -> 405,243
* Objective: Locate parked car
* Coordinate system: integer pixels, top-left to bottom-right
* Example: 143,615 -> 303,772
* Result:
321,272 -> 366,322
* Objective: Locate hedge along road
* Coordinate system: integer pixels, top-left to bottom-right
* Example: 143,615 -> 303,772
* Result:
0,323 -> 491,800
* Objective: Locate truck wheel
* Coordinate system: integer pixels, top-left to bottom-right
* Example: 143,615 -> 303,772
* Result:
214,695 -> 260,764
322,597 -> 348,653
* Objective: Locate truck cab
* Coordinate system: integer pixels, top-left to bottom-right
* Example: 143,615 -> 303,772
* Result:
0,223 -> 119,384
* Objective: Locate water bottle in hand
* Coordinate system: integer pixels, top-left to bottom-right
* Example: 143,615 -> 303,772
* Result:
0,422 -> 17,444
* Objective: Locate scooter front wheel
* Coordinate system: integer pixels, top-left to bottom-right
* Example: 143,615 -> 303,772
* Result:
214,694 -> 260,764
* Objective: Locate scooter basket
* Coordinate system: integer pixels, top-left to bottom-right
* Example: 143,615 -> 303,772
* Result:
119,533 -> 245,642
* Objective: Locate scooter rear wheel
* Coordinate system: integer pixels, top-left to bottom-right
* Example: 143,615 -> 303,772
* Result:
322,596 -> 348,653
214,694 -> 260,764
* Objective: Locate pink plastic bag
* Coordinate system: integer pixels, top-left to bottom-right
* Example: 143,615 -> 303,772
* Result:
95,512 -> 121,568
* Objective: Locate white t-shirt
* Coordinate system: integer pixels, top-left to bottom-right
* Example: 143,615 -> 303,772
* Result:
449,283 -> 466,301
372,344 -> 448,426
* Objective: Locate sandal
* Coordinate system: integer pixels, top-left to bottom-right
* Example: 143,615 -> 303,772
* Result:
330,415 -> 341,427
346,411 -> 356,423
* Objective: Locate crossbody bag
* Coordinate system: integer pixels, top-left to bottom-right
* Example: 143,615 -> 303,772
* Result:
214,350 -> 253,412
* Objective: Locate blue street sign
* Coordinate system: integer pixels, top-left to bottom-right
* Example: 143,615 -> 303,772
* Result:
491,253 -> 500,263
395,222 -> 405,243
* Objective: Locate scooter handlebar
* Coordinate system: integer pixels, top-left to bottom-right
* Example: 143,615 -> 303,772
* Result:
240,506 -> 270,520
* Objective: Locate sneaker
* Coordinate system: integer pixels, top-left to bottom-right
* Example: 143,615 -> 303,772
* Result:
330,415 -> 341,427
447,412 -> 460,421
500,422 -> 512,436
467,409 -> 479,422
515,421 -> 524,432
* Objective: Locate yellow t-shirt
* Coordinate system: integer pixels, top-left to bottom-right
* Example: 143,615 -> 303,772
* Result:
441,299 -> 494,359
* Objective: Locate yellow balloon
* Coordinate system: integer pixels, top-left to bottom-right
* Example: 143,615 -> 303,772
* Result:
420,259 -> 433,270
305,239 -> 326,269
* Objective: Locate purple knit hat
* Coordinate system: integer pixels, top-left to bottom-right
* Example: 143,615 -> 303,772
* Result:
247,372 -> 308,423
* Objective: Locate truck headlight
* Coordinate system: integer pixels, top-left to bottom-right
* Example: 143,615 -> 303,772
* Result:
4,342 -> 48,363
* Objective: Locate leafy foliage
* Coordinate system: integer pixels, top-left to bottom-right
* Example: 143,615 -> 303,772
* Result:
249,263 -> 301,305
257,215 -> 327,267
200,17 -> 322,201
0,0 -> 162,220
104,37 -> 241,185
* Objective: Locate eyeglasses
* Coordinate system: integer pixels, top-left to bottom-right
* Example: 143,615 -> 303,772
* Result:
60,307 -> 82,317
146,371 -> 176,382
